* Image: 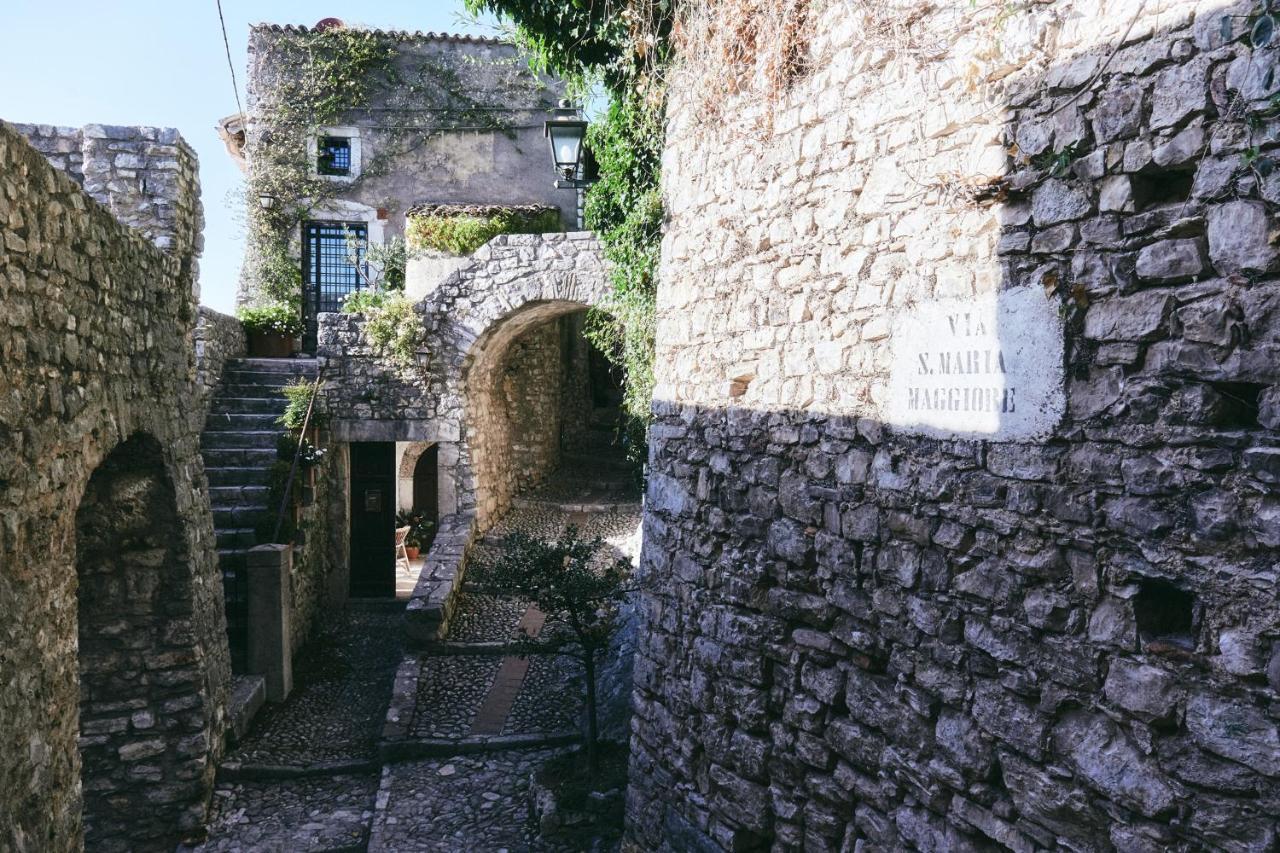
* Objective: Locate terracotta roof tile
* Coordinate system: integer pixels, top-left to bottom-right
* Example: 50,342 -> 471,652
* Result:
251,23 -> 507,45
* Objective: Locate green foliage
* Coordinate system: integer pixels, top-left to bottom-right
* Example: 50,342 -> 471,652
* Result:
581,92 -> 664,444
483,525 -> 630,771
342,290 -> 424,369
278,378 -> 319,431
237,302 -> 303,337
405,208 -> 562,255
258,240 -> 305,303
396,509 -> 437,549
465,2 -> 672,454
462,0 -> 636,89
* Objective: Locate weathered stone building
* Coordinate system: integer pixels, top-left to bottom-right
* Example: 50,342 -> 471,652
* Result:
0,121 -> 230,851
628,0 -> 1280,850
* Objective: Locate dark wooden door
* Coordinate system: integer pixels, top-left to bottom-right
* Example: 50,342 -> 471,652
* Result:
349,442 -> 395,597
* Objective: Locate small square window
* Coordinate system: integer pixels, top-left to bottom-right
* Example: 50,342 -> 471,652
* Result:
318,136 -> 352,176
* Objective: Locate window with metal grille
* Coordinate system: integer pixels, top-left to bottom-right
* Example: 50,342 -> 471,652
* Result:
303,222 -> 367,317
318,136 -> 352,176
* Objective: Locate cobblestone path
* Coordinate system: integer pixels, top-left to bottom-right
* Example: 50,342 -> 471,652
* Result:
191,438 -> 641,852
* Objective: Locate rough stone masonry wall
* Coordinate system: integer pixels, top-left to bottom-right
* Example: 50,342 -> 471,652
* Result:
628,2 -> 1280,851
12,122 -> 204,291
318,232 -> 607,530
0,123 -> 228,851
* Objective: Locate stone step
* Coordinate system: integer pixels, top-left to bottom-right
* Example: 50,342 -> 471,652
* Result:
217,547 -> 249,566
216,382 -> 296,399
201,430 -> 281,450
206,467 -> 274,488
204,413 -> 283,432
209,485 -> 271,505
227,357 -> 320,372
202,447 -> 278,468
216,528 -> 258,549
211,396 -> 291,415
213,505 -> 269,529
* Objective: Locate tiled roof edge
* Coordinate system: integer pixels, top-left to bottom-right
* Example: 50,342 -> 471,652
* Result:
251,23 -> 507,45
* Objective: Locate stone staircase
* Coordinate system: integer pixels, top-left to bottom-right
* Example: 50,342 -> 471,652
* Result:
201,357 -> 319,672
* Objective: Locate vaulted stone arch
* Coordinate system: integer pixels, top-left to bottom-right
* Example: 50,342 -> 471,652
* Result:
420,233 -> 610,532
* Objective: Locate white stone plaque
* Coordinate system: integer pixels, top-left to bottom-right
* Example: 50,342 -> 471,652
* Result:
885,285 -> 1065,441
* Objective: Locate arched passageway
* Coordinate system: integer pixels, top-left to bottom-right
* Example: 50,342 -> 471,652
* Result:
463,301 -> 617,530
74,434 -> 210,851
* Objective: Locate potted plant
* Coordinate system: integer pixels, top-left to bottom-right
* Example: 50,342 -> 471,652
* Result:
404,531 -> 422,561
237,302 -> 302,358
397,510 -> 424,560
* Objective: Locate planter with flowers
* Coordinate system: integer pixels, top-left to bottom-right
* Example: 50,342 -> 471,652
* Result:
237,302 -> 303,358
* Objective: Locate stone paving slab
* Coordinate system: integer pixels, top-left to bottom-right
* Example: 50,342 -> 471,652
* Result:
185,772 -> 379,852
504,653 -> 585,737
367,750 -> 582,853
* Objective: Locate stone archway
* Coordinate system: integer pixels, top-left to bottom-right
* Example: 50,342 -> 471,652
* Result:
74,433 -> 210,851
411,234 -> 612,532
462,299 -> 598,530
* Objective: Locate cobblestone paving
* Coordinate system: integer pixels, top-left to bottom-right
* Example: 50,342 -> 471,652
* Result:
186,773 -> 379,852
504,653 -> 584,736
446,592 -> 530,642
197,456 -> 638,852
230,609 -> 403,766
410,654 -> 502,739
367,750 -> 581,853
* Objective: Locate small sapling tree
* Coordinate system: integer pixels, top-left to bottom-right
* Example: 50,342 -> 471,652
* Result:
484,525 -> 629,774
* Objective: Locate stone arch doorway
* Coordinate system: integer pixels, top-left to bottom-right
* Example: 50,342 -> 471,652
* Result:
74,433 -> 210,850
462,299 -> 600,531
397,441 -> 440,548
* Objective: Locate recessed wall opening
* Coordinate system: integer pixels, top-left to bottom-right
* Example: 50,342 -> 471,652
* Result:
1132,169 -> 1194,211
1209,381 -> 1264,429
75,433 -> 208,849
1134,578 -> 1197,650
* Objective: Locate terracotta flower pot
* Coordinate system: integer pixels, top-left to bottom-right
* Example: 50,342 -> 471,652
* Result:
247,330 -> 296,358
405,546 -> 421,561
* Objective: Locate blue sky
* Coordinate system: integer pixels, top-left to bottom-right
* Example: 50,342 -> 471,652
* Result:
0,1 -> 500,313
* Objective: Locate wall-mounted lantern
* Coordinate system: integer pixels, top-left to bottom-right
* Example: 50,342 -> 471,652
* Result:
544,100 -> 592,189
258,193 -> 277,210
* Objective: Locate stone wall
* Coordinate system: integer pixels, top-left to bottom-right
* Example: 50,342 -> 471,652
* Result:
628,1 -> 1280,851
318,232 -> 608,530
11,122 -> 204,291
0,122 -> 227,851
194,307 -> 247,405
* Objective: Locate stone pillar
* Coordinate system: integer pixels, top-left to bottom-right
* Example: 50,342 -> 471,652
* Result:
246,544 -> 293,702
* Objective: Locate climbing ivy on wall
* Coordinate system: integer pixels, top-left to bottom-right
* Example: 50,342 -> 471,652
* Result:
464,0 -> 673,458
243,26 -> 522,308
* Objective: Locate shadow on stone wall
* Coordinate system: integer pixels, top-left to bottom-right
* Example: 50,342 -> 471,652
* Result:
626,2 -> 1280,850
0,123 -> 228,851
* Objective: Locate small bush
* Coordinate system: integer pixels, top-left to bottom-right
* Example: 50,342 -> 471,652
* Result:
237,301 -> 303,337
406,207 -> 562,255
343,291 -> 423,368
278,379 -> 319,430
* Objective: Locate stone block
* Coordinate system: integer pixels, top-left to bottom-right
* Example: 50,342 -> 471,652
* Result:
1207,201 -> 1277,275
1135,238 -> 1206,282
246,544 -> 293,702
1083,291 -> 1173,341
1103,659 -> 1178,720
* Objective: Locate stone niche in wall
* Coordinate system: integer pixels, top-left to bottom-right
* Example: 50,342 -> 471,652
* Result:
883,285 -> 1066,441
